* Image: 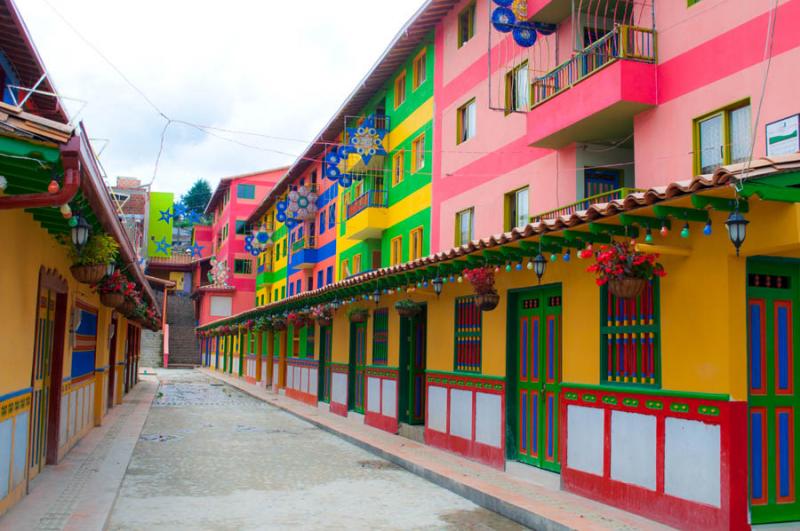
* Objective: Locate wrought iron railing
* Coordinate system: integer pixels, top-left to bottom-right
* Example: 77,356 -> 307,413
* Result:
291,235 -> 316,253
346,190 -> 388,220
530,187 -> 644,222
531,25 -> 656,108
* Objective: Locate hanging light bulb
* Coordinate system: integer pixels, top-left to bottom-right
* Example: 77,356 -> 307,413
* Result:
48,179 -> 60,194
505,264 -> 512,272
526,259 -> 533,270
449,275 -> 455,283
660,221 -> 669,237
494,266 -> 501,273
680,222 -> 690,239
60,203 -> 72,219
703,219 -> 712,236
563,250 -> 571,262
457,275 -> 463,283
644,228 -> 653,243
515,262 -> 522,271
550,253 -> 557,262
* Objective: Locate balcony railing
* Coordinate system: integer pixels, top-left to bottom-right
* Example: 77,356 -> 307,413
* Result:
291,235 -> 316,253
346,190 -> 388,220
530,187 -> 644,223
531,25 -> 656,108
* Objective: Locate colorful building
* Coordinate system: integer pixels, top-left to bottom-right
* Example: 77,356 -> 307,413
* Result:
198,0 -> 800,528
0,0 -> 159,514
193,168 -> 286,327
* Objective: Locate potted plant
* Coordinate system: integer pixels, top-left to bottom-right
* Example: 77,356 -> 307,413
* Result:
348,307 -> 369,323
287,311 -> 309,328
96,271 -> 127,308
255,316 -> 273,332
463,267 -> 500,311
63,233 -> 119,285
585,241 -> 666,299
272,316 -> 287,331
395,298 -> 421,317
311,305 -> 333,326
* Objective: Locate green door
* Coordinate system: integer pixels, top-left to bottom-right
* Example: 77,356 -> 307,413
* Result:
318,325 -> 332,402
748,260 -> 800,524
399,306 -> 427,425
348,322 -> 367,412
511,285 -> 562,472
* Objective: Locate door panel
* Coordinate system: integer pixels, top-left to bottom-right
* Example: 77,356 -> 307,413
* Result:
29,287 -> 55,479
513,286 -> 561,472
748,264 -> 800,524
349,322 -> 367,412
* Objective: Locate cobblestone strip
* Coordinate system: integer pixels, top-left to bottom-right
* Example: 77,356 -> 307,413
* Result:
35,387 -> 152,531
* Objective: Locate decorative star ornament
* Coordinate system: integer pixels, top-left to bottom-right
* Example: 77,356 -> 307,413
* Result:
172,203 -> 187,218
158,208 -> 173,223
346,115 -> 387,165
187,243 -> 204,258
154,236 -> 172,255
187,210 -> 203,224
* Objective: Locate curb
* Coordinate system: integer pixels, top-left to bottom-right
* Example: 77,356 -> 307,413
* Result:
201,368 -> 575,531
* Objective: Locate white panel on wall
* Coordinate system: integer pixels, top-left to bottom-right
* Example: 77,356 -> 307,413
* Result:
382,380 -> 397,419
286,365 -> 294,389
12,412 -> 28,488
294,366 -> 302,390
665,418 -> 721,507
309,369 -> 318,395
332,373 -> 348,405
367,377 -> 381,413
611,411 -> 656,490
69,392 -> 76,440
0,418 -> 12,499
475,392 -> 502,448
59,397 -> 67,447
567,405 -> 604,476
450,389 -> 473,440
301,368 -> 309,393
273,363 -> 279,387
427,386 -> 447,433
209,296 -> 233,317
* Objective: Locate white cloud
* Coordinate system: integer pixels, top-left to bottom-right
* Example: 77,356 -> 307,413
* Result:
15,0 -> 426,196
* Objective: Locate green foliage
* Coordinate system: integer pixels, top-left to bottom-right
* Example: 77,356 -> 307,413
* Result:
62,233 -> 119,266
180,179 -> 212,214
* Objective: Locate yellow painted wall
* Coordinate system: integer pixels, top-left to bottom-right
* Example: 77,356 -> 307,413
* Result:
168,271 -> 185,291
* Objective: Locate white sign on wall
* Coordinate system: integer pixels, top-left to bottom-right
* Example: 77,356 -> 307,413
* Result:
766,114 -> 800,156
209,296 -> 233,317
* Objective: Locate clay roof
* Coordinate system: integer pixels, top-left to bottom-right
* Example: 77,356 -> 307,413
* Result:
199,154 -> 800,328
204,166 -> 288,215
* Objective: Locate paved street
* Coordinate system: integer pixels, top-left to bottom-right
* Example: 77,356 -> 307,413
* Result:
106,370 -> 522,530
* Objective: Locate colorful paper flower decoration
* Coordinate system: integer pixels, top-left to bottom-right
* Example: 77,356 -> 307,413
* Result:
346,115 -> 387,165
244,224 -> 273,257
208,257 -> 230,287
491,0 -> 545,48
286,185 -> 318,221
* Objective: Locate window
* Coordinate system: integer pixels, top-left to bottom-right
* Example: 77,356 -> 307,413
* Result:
504,187 -> 529,230
695,102 -> 751,174
282,239 -> 287,257
390,236 -> 403,266
281,285 -> 286,298
329,203 -> 336,229
456,208 -> 474,245
320,208 -> 327,234
458,2 -> 476,48
600,280 -> 661,386
457,99 -> 476,144
341,259 -> 350,279
235,220 -> 250,235
308,275 -> 313,290
394,70 -> 407,108
296,279 -> 301,294
412,134 -> 425,173
454,296 -> 481,372
412,49 -> 427,90
353,254 -> 362,275
274,288 -> 279,301
505,62 -> 529,113
237,183 -> 255,199
372,308 -> 389,365
410,227 -> 423,261
289,283 -> 294,296
326,266 -> 333,285
317,270 -> 323,288
209,296 -> 233,317
234,259 -> 253,275
392,150 -> 405,185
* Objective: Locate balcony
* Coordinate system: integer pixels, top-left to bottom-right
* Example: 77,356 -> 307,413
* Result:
343,114 -> 390,172
530,187 -> 643,223
289,236 -> 317,269
527,25 -> 657,149
344,190 -> 389,240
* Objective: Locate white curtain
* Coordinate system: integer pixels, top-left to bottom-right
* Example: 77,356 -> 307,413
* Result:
699,114 -> 723,173
515,64 -> 529,111
730,105 -> 752,164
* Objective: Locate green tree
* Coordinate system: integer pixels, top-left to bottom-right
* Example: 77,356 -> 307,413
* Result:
180,179 -> 212,214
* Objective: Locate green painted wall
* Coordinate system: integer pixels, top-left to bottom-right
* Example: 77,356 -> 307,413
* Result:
148,191 -> 174,257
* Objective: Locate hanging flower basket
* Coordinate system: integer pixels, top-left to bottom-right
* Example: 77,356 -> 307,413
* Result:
287,312 -> 309,328
119,298 -> 137,316
586,241 -> 666,300
70,264 -> 106,285
608,277 -> 648,299
100,292 -> 125,308
475,290 -> 500,311
349,308 -> 369,323
395,299 -> 421,317
272,318 -> 287,331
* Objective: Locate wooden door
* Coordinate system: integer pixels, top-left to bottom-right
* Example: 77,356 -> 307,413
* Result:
748,262 -> 800,524
349,322 -> 367,412
512,285 -> 562,472
318,326 -> 332,402
107,318 -> 117,409
28,286 -> 56,479
399,307 -> 426,425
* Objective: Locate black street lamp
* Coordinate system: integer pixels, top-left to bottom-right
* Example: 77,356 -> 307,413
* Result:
533,254 -> 547,283
71,214 -> 91,248
433,276 -> 443,297
725,209 -> 749,256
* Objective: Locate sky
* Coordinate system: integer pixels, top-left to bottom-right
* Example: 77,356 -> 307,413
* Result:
14,0 -> 427,198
